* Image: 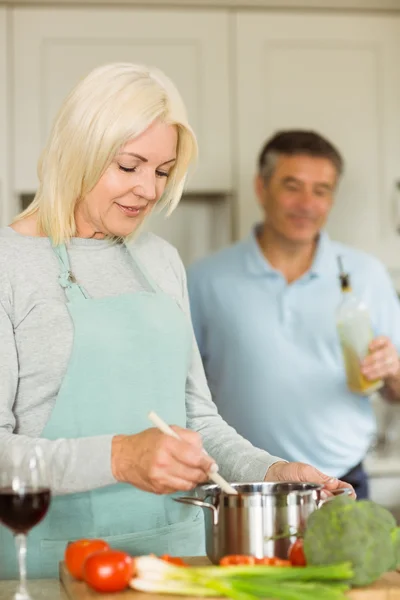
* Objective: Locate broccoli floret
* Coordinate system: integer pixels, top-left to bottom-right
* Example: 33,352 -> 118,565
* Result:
303,495 -> 399,586
391,526 -> 400,570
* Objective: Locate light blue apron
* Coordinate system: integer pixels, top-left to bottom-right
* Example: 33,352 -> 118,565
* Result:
0,241 -> 204,579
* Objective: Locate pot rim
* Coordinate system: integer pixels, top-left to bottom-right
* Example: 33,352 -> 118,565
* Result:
198,481 -> 324,497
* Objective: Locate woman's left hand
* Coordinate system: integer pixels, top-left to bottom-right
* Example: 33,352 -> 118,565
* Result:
361,336 -> 400,382
265,461 -> 356,498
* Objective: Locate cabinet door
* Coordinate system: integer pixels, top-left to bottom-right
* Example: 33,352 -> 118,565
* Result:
0,7 -> 10,226
235,12 -> 400,276
12,7 -> 231,197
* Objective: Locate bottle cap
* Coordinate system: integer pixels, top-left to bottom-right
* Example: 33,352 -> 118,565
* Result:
337,256 -> 351,290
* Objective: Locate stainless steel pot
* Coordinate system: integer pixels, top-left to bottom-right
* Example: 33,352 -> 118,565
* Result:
175,482 -> 351,563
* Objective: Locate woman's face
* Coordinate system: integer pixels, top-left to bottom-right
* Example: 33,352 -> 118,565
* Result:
76,120 -> 178,238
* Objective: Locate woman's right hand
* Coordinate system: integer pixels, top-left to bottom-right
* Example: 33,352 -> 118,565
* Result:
111,427 -> 215,494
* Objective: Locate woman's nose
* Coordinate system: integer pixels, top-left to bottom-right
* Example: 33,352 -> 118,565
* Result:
133,172 -> 157,201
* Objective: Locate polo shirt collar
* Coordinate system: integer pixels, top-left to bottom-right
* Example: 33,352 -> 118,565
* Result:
244,224 -> 333,279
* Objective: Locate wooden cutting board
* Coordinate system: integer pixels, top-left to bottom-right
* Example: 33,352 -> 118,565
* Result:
60,559 -> 400,600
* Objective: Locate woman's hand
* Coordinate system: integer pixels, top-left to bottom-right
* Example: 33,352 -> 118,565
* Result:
265,461 -> 356,498
111,427 -> 215,494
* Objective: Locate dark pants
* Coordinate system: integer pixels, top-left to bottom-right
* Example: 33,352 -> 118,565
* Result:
340,462 -> 369,500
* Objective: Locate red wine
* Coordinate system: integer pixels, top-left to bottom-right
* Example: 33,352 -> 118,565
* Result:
0,487 -> 51,534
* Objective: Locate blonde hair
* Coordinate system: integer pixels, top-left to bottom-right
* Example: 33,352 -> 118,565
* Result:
14,63 -> 197,244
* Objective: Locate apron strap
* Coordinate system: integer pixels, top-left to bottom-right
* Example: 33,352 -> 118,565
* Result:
51,243 -> 89,302
124,242 -> 159,294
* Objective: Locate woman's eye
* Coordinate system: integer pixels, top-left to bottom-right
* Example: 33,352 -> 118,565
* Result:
118,165 -> 168,177
119,165 -> 136,173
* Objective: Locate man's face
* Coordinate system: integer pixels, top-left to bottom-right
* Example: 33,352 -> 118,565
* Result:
255,154 -> 337,245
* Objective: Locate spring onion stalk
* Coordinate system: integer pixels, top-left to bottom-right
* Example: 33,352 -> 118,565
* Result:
231,580 -> 350,600
132,579 -> 217,596
130,556 -> 353,600
183,563 -> 353,581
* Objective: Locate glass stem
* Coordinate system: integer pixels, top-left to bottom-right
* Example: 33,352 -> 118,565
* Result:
14,533 -> 29,598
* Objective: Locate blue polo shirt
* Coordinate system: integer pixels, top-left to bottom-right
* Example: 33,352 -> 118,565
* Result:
187,229 -> 400,477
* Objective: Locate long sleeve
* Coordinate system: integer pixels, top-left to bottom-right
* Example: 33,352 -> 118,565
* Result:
171,250 -> 284,483
0,299 -> 117,495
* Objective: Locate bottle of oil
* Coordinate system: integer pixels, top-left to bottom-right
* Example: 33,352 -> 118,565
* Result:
336,257 -> 383,395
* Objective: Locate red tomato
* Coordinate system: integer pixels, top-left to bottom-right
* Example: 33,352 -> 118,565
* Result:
271,558 -> 292,567
254,557 -> 291,566
254,557 -> 275,565
83,550 -> 134,593
220,555 -> 256,566
160,555 -> 188,566
288,538 -> 307,566
65,539 -> 110,580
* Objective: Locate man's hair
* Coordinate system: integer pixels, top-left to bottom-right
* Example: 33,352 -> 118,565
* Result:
257,130 -> 344,182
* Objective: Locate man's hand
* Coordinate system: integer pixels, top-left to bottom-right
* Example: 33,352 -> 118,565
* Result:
265,461 -> 356,498
361,336 -> 400,382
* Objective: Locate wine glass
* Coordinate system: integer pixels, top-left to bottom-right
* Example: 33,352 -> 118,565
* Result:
0,446 -> 51,600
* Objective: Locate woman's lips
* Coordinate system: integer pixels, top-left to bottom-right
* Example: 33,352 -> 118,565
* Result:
116,203 -> 147,217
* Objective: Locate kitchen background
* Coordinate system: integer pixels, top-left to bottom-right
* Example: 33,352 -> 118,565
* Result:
1,0 -> 400,514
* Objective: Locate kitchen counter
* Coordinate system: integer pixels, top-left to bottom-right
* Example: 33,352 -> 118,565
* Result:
4,558 -> 400,600
4,569 -> 400,600
0,579 -> 67,600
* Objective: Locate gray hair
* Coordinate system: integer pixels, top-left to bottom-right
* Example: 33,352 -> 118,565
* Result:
259,150 -> 280,183
258,130 -> 344,183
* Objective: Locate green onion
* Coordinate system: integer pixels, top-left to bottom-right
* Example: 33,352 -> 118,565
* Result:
132,578 -> 217,596
176,563 -> 353,582
231,580 -> 350,600
131,556 -> 354,600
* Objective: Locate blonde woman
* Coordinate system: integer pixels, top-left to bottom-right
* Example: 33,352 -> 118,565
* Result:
0,63 -> 352,579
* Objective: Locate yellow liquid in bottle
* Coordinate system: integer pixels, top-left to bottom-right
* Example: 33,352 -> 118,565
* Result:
340,342 -> 383,395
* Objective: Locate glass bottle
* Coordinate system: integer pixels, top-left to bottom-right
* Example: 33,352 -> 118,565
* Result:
336,258 -> 383,396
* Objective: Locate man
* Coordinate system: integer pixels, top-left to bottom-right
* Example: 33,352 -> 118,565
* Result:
187,130 -> 400,499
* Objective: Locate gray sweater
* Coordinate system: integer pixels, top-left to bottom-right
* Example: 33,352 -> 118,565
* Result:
0,226 -> 281,495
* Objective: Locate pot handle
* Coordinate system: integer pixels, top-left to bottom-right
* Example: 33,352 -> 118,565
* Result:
174,496 -> 218,525
317,487 -> 353,508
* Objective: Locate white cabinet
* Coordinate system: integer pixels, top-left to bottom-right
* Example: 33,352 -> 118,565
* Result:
10,6 -> 400,274
0,7 -> 10,226
12,7 -> 232,202
235,12 -> 400,273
